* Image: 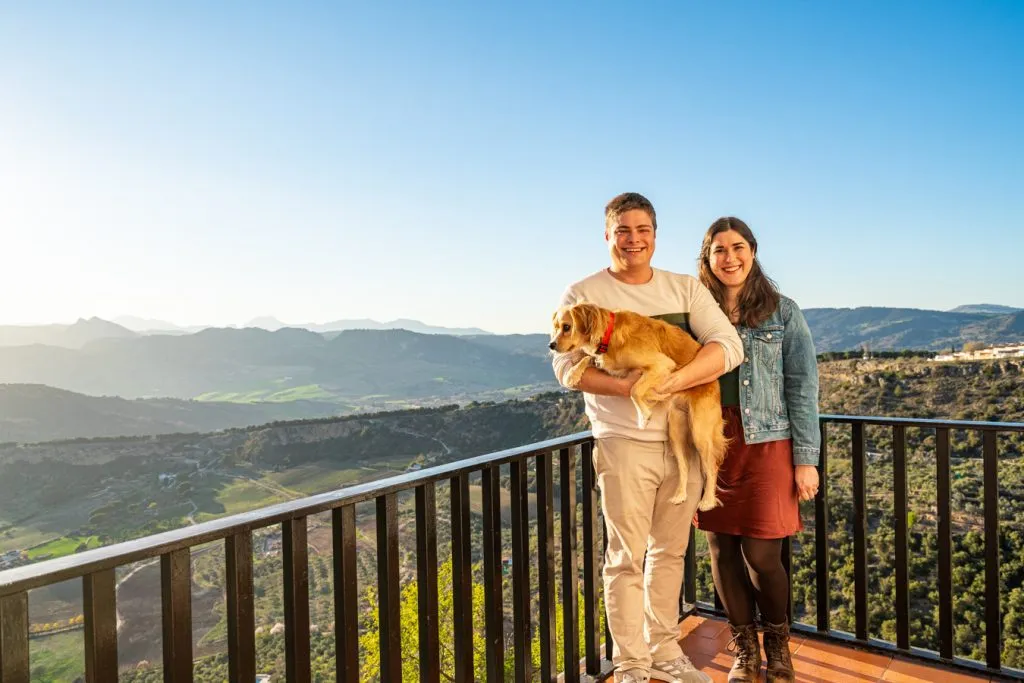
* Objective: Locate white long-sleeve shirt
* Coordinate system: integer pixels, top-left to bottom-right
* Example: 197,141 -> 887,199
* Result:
551,267 -> 743,442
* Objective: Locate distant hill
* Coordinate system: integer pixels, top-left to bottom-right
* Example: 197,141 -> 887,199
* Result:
461,333 -> 549,357
948,304 -> 1022,315
112,316 -> 207,335
0,384 -> 346,444
247,316 -> 492,336
802,307 -> 1024,352
0,328 -> 555,404
0,318 -> 137,348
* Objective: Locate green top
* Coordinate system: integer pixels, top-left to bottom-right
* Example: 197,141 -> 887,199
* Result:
719,367 -> 740,406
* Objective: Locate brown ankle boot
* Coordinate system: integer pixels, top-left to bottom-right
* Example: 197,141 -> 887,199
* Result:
726,623 -> 760,682
763,621 -> 795,682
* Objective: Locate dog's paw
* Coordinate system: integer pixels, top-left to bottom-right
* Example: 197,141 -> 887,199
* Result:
669,491 -> 689,505
697,496 -> 720,511
566,357 -> 593,388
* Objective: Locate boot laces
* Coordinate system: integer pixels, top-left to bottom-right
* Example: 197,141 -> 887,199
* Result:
727,628 -> 757,666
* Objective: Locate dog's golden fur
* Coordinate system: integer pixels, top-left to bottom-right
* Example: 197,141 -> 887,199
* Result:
551,302 -> 729,510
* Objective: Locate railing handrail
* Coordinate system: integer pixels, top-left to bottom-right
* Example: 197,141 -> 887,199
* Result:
819,413 -> 1024,431
0,430 -> 594,596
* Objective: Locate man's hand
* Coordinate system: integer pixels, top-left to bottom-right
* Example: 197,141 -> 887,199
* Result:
795,464 -> 819,502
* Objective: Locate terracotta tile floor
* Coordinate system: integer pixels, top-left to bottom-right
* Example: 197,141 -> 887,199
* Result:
678,616 -> 994,682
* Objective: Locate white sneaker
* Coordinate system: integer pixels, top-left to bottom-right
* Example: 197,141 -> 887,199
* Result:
650,654 -> 711,683
616,668 -> 651,683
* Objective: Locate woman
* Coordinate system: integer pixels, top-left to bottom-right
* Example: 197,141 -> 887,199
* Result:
694,217 -> 820,683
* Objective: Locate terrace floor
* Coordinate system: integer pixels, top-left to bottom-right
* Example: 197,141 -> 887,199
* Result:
679,616 -> 992,682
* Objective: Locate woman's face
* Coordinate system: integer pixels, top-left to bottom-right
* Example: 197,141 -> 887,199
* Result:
709,229 -> 754,290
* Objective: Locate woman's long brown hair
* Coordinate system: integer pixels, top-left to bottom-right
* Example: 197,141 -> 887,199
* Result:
698,217 -> 780,328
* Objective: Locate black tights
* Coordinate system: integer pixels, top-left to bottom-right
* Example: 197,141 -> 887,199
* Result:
706,533 -> 789,626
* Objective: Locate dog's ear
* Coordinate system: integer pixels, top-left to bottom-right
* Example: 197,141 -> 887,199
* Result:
570,303 -> 603,337
553,306 -> 571,331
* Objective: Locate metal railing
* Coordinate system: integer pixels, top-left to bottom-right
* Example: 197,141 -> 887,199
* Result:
0,433 -> 607,682
691,415 -> 1024,681
1,415 -> 1022,681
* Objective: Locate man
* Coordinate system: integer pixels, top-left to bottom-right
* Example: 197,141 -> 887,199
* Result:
552,193 -> 742,683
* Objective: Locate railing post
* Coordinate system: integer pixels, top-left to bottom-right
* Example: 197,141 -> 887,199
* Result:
333,505 -> 359,683
510,459 -> 533,682
602,516 -> 612,663
581,441 -> 602,675
0,592 -> 29,683
283,517 -> 310,683
781,536 -> 792,622
377,494 -> 402,682
936,428 -> 953,660
482,466 -> 506,682
416,483 -> 441,683
560,447 -> 580,683
225,532 -> 255,683
450,472 -> 474,683
983,430 -> 1001,669
815,420 -> 830,633
161,548 -> 194,683
683,527 -> 696,613
852,422 -> 868,642
893,425 -> 910,651
83,569 -> 118,683
537,451 -> 557,681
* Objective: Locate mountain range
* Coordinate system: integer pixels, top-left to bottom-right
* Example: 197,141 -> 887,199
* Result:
4,305 -> 1022,352
0,317 -> 493,349
0,317 -> 138,349
0,304 -> 1022,442
0,327 -> 552,403
802,306 -> 1024,352
108,316 -> 491,336
242,316 -> 491,336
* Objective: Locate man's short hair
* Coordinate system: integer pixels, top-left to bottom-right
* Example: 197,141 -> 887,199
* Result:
605,192 -> 657,232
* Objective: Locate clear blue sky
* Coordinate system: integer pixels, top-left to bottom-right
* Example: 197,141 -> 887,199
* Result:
2,2 -> 1021,333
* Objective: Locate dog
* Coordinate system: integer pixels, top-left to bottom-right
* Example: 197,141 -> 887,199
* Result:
549,301 -> 729,510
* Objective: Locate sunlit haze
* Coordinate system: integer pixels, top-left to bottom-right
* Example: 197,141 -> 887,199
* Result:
2,3 -> 1021,333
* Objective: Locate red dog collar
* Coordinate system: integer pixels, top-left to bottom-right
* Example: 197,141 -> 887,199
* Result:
596,312 -> 615,354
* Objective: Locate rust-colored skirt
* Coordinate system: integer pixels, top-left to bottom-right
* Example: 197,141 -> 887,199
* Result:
695,406 -> 803,539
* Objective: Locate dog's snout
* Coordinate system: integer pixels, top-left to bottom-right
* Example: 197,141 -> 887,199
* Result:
548,341 -> 556,350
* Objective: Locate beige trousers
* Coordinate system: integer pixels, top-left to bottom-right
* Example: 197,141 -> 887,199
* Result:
594,437 -> 703,672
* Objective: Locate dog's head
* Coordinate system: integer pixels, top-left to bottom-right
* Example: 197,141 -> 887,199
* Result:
549,302 -> 605,353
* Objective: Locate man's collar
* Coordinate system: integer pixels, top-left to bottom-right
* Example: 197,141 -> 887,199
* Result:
606,267 -> 655,285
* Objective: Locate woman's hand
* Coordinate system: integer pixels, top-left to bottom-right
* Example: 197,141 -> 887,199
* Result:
654,368 -> 691,396
795,464 -> 819,502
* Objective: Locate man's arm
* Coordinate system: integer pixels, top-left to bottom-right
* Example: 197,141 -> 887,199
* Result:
575,366 -> 641,397
655,278 -> 742,394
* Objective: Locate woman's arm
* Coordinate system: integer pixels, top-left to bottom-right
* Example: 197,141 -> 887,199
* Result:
781,298 -> 821,464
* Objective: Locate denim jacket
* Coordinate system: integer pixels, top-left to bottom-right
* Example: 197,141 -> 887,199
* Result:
734,295 -> 821,466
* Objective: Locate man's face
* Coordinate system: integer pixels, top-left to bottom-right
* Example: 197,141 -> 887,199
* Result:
606,209 -> 655,271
